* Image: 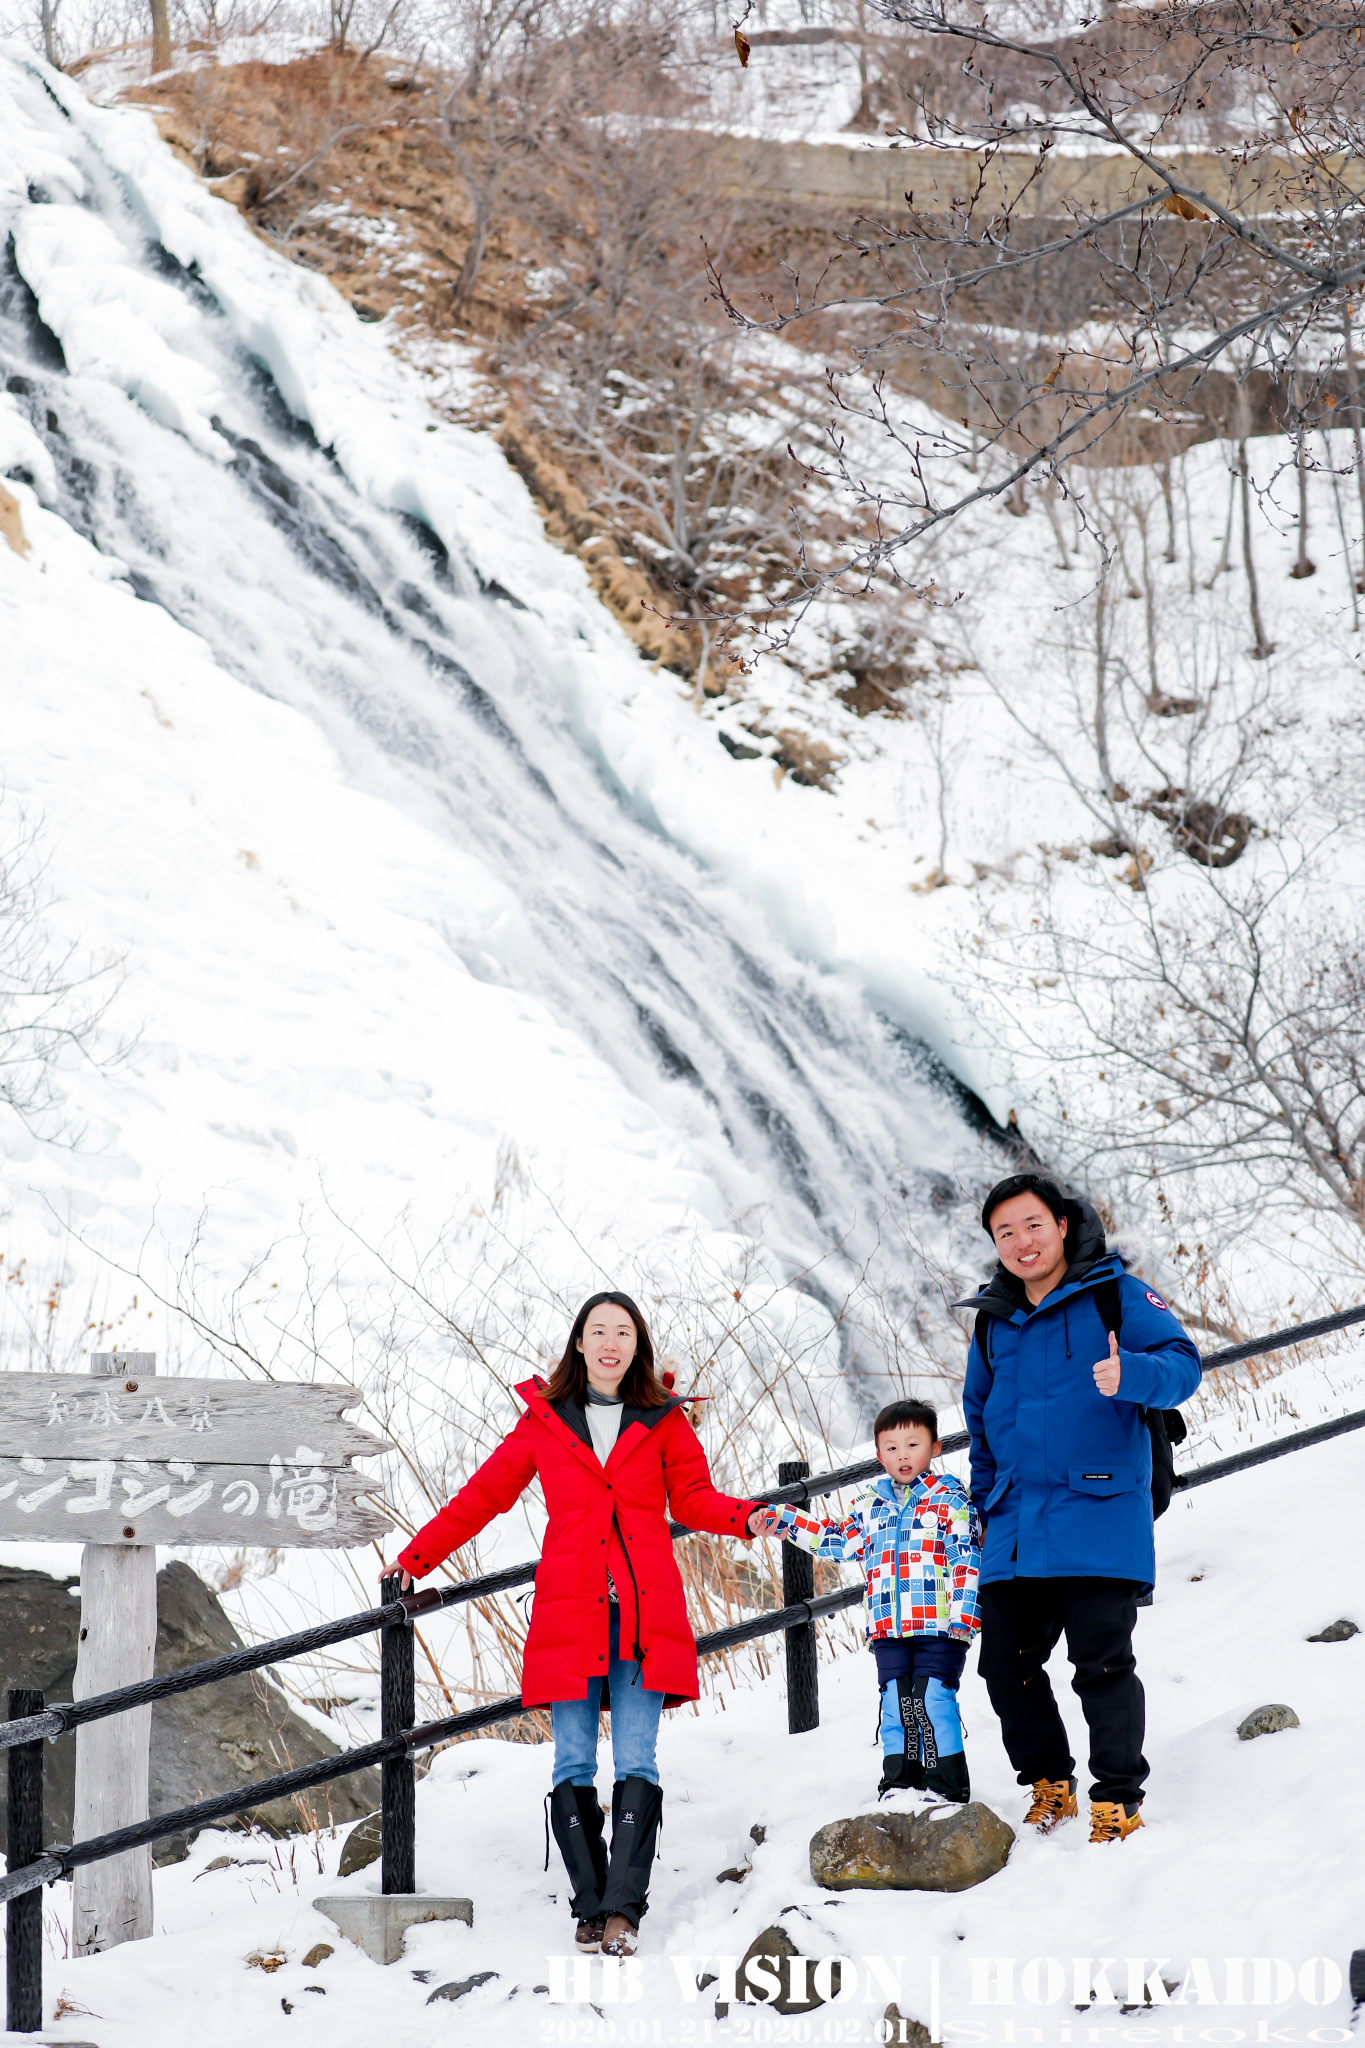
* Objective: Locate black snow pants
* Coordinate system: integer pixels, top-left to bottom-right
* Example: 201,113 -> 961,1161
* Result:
977,1576 -> 1149,1805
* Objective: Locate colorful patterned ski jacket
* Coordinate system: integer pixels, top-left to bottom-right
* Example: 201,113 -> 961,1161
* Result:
767,1470 -> 981,1642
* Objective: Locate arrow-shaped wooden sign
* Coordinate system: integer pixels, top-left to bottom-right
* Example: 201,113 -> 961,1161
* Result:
0,1372 -> 394,1548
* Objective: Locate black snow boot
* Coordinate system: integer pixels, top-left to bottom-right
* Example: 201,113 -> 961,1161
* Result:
549,1781 -> 608,1923
925,1750 -> 971,1803
877,1751 -> 926,1797
599,1776 -> 663,1931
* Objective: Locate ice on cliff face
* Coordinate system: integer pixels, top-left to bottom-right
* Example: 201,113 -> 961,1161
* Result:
0,45 -> 988,1341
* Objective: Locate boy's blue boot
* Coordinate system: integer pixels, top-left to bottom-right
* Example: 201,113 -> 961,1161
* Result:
897,1675 -> 971,1804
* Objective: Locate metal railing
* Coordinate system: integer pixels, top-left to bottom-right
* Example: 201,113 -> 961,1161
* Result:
3,1296 -> 1364,2029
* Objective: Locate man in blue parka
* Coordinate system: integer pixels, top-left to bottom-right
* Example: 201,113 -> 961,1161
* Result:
959,1173 -> 1201,1845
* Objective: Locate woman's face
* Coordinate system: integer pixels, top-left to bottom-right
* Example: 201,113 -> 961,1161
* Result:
578,1303 -> 638,1396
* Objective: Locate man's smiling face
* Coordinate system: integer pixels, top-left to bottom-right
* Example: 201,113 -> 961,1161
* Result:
989,1192 -> 1070,1302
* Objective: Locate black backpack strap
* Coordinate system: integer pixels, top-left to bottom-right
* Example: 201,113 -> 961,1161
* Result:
1092,1278 -> 1123,1340
1092,1274 -> 1184,1517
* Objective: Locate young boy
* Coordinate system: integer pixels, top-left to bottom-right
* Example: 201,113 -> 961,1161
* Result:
752,1399 -> 980,1801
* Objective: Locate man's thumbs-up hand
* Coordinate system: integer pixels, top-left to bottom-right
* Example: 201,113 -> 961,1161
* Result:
1093,1331 -> 1121,1398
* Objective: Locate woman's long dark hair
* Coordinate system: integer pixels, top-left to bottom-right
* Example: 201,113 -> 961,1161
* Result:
542,1292 -> 669,1408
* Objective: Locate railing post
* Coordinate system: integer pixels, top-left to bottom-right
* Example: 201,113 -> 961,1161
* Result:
380,1590 -> 416,1895
777,1462 -> 819,1734
7,1689 -> 45,2033
74,1351 -> 157,1955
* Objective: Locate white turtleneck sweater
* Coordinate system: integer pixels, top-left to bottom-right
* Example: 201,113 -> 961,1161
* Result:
584,1386 -> 624,1604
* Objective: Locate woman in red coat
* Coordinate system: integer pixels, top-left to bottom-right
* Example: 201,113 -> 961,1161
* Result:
382,1291 -> 765,1958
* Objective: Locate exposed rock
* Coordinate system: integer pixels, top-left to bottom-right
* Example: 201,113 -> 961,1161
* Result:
809,1802 -> 1014,1893
734,1925 -> 839,2014
496,418 -> 702,683
883,2004 -> 933,2047
0,1562 -> 378,1861
836,673 -> 915,719
1237,1704 -> 1300,1740
718,730 -> 764,762
1307,1618 -> 1358,1643
301,1944 -> 333,1968
718,1819 -> 768,1881
337,1811 -> 382,1875
427,1972 -> 498,2004
0,1566 -> 82,1856
1143,787 -> 1253,867
772,728 -> 841,791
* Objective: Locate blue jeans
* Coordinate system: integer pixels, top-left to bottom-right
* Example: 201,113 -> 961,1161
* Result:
551,1609 -> 663,1787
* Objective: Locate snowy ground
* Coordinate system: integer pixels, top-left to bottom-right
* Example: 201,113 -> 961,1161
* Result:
20,1424 -> 1365,2046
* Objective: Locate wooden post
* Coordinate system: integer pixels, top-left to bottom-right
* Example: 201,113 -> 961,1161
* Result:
380,1592 -> 416,1895
7,1688 -> 45,2032
778,1461 -> 819,1734
72,1353 -> 157,1956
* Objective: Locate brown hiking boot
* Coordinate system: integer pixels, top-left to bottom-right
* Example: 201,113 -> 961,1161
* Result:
601,1914 -> 639,1957
575,1917 -> 606,1951
1023,1778 -> 1078,1833
1089,1800 -> 1144,1843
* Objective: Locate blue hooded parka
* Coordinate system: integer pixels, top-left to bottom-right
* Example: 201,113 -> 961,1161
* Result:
959,1202 -> 1202,1589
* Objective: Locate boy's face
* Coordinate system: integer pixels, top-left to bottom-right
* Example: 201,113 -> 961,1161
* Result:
876,1423 -> 940,1483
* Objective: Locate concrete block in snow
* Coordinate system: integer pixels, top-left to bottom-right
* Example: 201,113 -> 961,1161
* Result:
313,1893 -> 474,1966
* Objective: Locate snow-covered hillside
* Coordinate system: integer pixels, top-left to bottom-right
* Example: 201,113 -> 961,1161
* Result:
0,43 -> 991,1357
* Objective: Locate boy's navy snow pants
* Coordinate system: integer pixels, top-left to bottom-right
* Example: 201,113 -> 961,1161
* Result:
873,1635 -> 968,1773
977,1576 -> 1149,1805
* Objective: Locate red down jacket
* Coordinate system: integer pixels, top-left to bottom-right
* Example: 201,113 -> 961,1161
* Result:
396,1378 -> 759,1706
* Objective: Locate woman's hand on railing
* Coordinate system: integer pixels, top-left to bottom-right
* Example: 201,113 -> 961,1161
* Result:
379,1563 -> 415,1594
747,1507 -> 783,1537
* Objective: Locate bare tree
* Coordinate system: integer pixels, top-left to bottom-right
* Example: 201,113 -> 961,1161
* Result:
39,0 -> 61,64
0,803 -> 130,1147
945,479 -> 1365,1264
974,836 -> 1365,1265
481,25 -> 858,687
706,0 -> 1365,642
150,0 -> 170,73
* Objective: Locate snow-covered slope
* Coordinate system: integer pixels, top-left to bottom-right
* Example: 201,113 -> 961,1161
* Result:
23,1418 -> 1365,2043
0,43 -> 991,1364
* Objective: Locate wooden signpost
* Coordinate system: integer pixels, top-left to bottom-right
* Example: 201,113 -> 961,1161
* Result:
0,1353 -> 392,1956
